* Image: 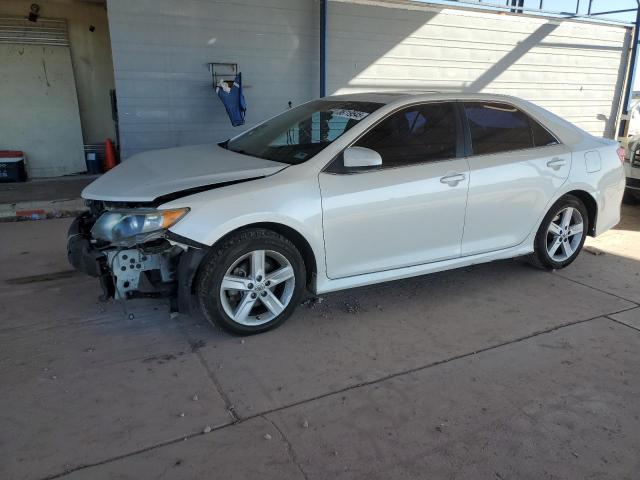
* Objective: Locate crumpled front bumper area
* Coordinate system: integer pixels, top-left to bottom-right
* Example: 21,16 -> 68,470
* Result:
67,215 -> 104,277
67,212 -> 205,311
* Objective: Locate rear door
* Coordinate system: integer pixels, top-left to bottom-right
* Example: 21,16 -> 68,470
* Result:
460,101 -> 571,256
319,102 -> 469,278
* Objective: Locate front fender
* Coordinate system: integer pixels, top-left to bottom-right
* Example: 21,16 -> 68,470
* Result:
161,171 -> 327,280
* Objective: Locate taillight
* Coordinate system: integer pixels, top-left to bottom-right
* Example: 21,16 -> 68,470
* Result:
616,147 -> 625,164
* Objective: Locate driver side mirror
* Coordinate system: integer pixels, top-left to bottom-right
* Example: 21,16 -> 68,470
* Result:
343,146 -> 382,169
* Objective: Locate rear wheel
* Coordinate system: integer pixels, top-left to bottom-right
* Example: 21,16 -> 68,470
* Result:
196,229 -> 306,335
530,195 -> 588,270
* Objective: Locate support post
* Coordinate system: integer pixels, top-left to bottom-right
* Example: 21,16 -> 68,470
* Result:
510,0 -> 524,14
320,0 -> 327,97
619,6 -> 640,137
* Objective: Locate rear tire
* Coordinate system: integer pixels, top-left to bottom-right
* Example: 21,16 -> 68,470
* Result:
529,195 -> 589,270
196,229 -> 306,335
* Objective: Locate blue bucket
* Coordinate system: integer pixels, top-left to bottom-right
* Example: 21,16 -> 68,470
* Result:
85,152 -> 102,174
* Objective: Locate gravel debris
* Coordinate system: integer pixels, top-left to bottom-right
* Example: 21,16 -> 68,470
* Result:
343,298 -> 361,314
203,426 -> 212,433
302,297 -> 324,308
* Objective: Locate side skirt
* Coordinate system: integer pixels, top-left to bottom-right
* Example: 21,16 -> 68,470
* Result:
314,244 -> 534,295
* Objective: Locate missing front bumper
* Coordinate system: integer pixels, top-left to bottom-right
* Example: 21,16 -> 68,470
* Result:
106,245 -> 179,300
66,213 -> 206,312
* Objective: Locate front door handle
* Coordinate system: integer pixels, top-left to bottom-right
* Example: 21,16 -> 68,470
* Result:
440,173 -> 466,186
546,158 -> 567,170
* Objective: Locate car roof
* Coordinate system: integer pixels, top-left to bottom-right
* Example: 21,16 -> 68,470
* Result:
322,91 -> 528,105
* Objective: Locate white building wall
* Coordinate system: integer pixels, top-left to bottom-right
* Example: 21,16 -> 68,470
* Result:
329,0 -> 631,139
106,0 -> 631,159
106,0 -> 319,159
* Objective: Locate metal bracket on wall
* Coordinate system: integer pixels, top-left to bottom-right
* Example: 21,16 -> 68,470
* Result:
207,62 -> 238,89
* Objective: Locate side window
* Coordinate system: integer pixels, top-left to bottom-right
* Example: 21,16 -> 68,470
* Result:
530,118 -> 559,147
354,102 -> 457,168
464,102 -> 534,155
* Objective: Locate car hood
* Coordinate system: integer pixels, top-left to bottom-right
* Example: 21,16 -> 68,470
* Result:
82,144 -> 288,203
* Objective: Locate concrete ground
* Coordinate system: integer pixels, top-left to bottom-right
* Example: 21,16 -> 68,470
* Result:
1,205 -> 639,480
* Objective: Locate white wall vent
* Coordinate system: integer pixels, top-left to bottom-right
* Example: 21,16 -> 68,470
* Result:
0,16 -> 69,46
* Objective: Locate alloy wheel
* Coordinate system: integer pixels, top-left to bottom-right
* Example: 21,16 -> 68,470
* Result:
546,206 -> 584,262
219,249 -> 296,326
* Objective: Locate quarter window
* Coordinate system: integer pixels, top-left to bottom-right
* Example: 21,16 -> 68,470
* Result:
530,118 -> 559,147
354,102 -> 458,168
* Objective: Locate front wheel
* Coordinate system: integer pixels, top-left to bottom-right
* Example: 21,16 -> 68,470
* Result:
530,195 -> 589,270
196,229 -> 306,335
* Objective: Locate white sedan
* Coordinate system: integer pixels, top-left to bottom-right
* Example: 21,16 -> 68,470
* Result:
68,92 -> 625,334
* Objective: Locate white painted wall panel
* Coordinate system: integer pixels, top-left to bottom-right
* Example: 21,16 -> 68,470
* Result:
107,0 -> 630,159
329,0 -> 631,138
106,0 -> 319,159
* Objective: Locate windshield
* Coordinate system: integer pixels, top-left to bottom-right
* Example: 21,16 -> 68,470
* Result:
224,100 -> 383,165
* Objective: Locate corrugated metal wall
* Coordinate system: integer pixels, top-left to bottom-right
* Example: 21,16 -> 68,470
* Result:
329,0 -> 632,139
106,0 -> 318,159
106,0 -> 631,159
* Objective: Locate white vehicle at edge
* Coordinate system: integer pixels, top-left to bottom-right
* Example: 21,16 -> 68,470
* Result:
620,135 -> 640,203
68,92 -> 625,335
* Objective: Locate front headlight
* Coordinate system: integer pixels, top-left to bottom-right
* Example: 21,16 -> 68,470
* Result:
91,208 -> 189,244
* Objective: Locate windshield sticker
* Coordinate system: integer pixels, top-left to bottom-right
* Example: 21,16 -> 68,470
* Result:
330,109 -> 370,121
294,152 -> 309,160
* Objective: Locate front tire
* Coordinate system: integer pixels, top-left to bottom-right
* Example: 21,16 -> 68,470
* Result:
196,229 -> 306,335
530,195 -> 589,270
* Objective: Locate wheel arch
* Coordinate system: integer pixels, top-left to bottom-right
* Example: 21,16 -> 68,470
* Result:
207,222 -> 318,288
564,189 -> 597,236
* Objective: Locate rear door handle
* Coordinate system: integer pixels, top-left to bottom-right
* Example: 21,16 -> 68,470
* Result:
546,158 -> 567,170
440,173 -> 466,186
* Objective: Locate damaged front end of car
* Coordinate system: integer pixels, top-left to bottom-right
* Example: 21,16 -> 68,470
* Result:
67,200 -> 206,313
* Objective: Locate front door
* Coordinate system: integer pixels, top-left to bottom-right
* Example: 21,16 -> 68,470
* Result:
319,102 -> 469,279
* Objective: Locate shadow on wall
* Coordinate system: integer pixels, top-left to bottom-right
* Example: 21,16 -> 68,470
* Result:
328,2 -> 630,138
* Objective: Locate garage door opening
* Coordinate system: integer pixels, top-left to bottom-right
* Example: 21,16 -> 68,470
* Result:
0,0 -> 116,179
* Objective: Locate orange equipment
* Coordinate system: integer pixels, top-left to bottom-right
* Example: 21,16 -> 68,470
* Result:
104,138 -> 117,171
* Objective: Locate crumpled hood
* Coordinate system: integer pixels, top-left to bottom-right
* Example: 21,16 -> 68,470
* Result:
82,143 -> 288,203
